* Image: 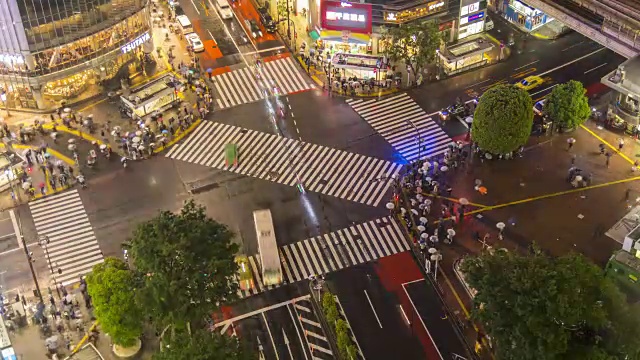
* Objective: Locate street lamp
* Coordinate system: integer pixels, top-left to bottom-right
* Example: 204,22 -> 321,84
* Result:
38,235 -> 61,298
404,119 -> 421,162
428,248 -> 442,281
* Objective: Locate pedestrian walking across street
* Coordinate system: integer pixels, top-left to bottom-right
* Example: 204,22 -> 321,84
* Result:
567,137 -> 576,150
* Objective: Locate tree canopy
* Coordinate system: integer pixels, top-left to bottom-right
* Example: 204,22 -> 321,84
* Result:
86,257 -> 143,347
126,200 -> 239,329
461,248 -> 640,360
152,328 -> 254,360
544,80 -> 591,130
471,84 -> 533,154
380,21 -> 442,74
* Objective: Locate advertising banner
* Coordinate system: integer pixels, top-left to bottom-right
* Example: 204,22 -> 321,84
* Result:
321,1 -> 372,34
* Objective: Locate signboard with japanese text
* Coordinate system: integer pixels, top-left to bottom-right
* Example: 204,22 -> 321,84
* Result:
321,0 -> 372,34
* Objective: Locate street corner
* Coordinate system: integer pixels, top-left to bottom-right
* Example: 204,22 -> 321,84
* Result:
153,119 -> 202,154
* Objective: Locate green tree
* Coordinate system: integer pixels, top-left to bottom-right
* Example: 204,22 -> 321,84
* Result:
544,80 -> 591,130
461,248 -> 640,360
322,291 -> 339,326
152,328 -> 254,360
380,21 -> 443,79
471,84 -> 533,154
126,200 -> 239,329
86,257 -> 143,347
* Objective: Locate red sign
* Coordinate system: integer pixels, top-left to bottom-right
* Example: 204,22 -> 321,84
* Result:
321,0 -> 372,34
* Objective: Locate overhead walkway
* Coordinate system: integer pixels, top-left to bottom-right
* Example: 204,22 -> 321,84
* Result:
524,0 -> 640,58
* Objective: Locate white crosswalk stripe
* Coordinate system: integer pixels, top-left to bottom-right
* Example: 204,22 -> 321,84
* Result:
29,190 -> 103,287
346,93 -> 453,162
236,217 -> 408,299
166,122 -> 402,206
213,57 -> 315,109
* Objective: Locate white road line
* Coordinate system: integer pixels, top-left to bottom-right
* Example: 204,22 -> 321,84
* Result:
530,84 -> 559,96
584,63 -> 608,74
288,304 -> 310,360
399,304 -> 411,325
538,47 -> 605,77
189,0 -> 200,15
334,296 -> 366,358
262,312 -> 280,360
561,41 -> 584,51
306,331 -> 327,342
299,317 -> 321,328
464,78 -> 492,89
294,303 -> 311,313
214,295 -> 311,327
243,46 -> 286,55
514,60 -> 539,70
310,344 -> 333,355
364,290 -> 382,328
9,210 -> 20,247
402,282 -> 444,360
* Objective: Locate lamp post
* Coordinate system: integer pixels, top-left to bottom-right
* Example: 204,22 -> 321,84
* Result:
404,119 -> 422,162
38,235 -> 61,298
428,248 -> 442,281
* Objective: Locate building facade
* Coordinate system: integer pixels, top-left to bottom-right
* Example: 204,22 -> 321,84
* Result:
0,0 -> 153,110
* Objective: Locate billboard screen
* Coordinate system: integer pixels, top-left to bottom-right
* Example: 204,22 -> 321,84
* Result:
321,1 -> 372,34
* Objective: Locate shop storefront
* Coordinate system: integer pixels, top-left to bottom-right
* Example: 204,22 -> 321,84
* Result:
504,0 -> 552,32
458,0 -> 487,40
438,37 -> 494,75
315,1 -> 372,54
382,1 -> 446,25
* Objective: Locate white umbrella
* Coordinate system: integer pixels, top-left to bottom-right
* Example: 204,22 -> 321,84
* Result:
135,131 -> 142,136
411,209 -> 419,215
138,145 -> 145,151
419,217 -> 428,224
400,208 -> 406,214
22,182 -> 30,190
99,144 -> 107,150
424,199 -> 432,206
459,198 -> 469,205
430,235 -> 439,243
425,177 -> 432,183
114,126 -> 122,132
440,165 -> 448,172
67,144 -> 76,151
417,225 -> 426,232
63,108 -> 71,113
447,229 -> 456,237
485,153 -> 493,159
496,222 -> 506,230
421,233 -> 429,240
132,137 -> 141,143
416,194 -> 424,202
385,203 -> 395,210
67,139 -> 75,144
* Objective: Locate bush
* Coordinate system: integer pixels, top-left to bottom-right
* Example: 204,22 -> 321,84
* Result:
322,292 -> 339,326
321,291 -> 359,359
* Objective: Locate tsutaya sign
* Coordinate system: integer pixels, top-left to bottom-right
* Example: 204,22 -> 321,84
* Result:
121,32 -> 151,54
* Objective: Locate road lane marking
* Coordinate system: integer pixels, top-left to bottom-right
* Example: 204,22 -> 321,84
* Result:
289,304 -> 311,360
399,304 -> 411,325
262,312 -> 280,360
401,281 -> 444,360
514,60 -> 539,70
190,0 -> 201,14
584,63 -> 608,74
8,209 -> 19,247
511,68 -> 537,79
561,41 -> 584,51
214,295 -> 311,327
294,303 -> 311,313
299,317 -> 321,328
306,330 -> 327,341
334,296 -> 366,358
243,46 -> 286,55
310,344 -> 333,355
464,78 -> 492,89
364,290 -> 383,328
530,83 -> 558,96
538,47 -> 605,77
580,124 -> 634,164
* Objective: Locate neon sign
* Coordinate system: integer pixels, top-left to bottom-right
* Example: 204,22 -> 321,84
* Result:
121,32 -> 151,54
326,11 -> 366,22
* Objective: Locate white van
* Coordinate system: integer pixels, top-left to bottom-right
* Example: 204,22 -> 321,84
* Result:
216,0 -> 234,19
485,16 -> 494,31
176,15 -> 193,34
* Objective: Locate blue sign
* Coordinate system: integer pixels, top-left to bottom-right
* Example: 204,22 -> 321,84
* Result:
468,11 -> 484,22
121,32 -> 151,54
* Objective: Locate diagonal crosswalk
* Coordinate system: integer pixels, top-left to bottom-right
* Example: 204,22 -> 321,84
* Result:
166,122 -> 402,206
213,57 -> 315,109
346,93 -> 452,162
237,216 -> 408,299
29,190 -> 103,287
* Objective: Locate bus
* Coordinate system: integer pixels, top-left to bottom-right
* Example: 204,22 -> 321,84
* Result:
605,250 -> 640,301
176,15 -> 193,34
253,209 -> 283,286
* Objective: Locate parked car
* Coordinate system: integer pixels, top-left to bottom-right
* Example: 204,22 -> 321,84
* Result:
258,6 -> 277,33
185,32 -> 205,52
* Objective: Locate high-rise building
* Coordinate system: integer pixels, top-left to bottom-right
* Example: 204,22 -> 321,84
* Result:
0,0 -> 154,110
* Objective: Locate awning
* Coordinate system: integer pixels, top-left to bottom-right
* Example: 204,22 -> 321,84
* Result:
318,30 -> 370,45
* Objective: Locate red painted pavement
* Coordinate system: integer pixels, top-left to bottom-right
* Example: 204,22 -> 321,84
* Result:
374,252 -> 441,359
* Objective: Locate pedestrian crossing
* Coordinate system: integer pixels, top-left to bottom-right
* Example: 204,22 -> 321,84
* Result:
29,190 -> 103,287
166,122 -> 402,206
213,57 -> 315,109
237,216 -> 408,299
346,93 -> 453,162
291,299 -> 335,359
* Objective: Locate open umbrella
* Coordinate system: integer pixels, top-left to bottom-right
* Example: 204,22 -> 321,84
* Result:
67,144 -> 76,151
132,137 -> 141,143
63,108 -> 71,113
385,203 -> 395,210
67,139 -> 75,144
421,233 -> 429,240
419,217 -> 428,224
99,144 -> 107,150
459,198 -> 469,205
207,68 -> 213,73
440,165 -> 448,172
496,222 -> 506,230
135,130 -> 142,136
485,153 -> 493,160
424,199 -> 432,206
417,225 -> 426,232
411,209 -> 419,215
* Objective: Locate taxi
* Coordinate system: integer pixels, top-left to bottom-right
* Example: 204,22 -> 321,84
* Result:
235,255 -> 254,291
515,75 -> 544,91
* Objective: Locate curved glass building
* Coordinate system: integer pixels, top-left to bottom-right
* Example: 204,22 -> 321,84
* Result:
0,0 -> 153,110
